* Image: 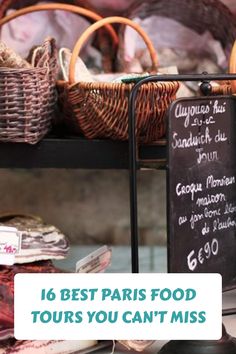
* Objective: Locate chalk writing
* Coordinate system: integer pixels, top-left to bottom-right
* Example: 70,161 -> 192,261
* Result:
176,182 -> 202,201
206,175 -> 235,189
178,216 -> 187,226
191,116 -> 215,127
196,193 -> 226,207
168,96 -> 236,288
171,128 -> 212,149
196,148 -> 218,164
187,239 -> 219,272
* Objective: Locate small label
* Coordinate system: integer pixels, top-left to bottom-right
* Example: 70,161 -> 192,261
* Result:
76,246 -> 112,273
0,226 -> 21,265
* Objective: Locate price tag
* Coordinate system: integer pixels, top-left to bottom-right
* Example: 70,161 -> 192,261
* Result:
0,226 -> 22,265
76,246 -> 112,273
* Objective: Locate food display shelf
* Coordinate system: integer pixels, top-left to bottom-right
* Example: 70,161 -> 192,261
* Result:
0,137 -> 166,169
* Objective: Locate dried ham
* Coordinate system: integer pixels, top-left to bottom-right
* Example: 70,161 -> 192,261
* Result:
0,339 -> 98,354
0,339 -> 15,354
0,329 -> 13,342
0,215 -> 69,263
0,261 -> 62,340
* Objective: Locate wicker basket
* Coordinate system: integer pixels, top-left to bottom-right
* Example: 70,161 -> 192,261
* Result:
58,16 -> 179,143
118,0 -> 236,71
0,3 -> 119,144
0,36 -> 57,144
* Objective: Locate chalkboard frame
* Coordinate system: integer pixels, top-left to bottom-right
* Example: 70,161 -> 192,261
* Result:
167,95 -> 236,292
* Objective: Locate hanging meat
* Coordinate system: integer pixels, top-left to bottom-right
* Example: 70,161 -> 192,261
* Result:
0,260 -> 63,340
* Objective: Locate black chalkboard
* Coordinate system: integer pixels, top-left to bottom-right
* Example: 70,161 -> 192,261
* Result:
167,96 -> 236,291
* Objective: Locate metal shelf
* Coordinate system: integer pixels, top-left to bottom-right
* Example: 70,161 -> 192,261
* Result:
0,137 -> 166,169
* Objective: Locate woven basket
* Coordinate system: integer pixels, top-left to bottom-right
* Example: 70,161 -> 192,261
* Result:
0,3 -> 119,144
58,16 -> 179,143
0,1 -> 118,72
118,0 -> 236,72
0,36 -> 57,144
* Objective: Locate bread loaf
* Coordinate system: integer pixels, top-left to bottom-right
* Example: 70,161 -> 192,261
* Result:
0,41 -> 31,69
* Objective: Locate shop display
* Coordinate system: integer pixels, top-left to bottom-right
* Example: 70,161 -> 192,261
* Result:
0,217 -> 106,353
2,1 -> 234,144
0,215 -> 69,263
0,1 -> 235,353
0,2 -> 119,144
0,260 -> 62,340
58,16 -> 179,143
0,215 -> 68,343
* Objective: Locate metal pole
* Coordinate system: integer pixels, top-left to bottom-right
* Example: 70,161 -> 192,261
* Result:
223,308 -> 236,316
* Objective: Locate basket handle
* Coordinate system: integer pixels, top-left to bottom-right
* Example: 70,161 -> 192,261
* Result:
69,16 -> 159,84
30,37 -> 58,79
229,40 -> 236,94
0,3 -> 119,47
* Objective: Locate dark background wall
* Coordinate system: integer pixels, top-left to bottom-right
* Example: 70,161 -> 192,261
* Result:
0,169 -> 167,245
